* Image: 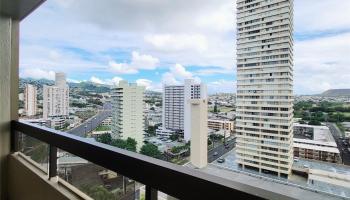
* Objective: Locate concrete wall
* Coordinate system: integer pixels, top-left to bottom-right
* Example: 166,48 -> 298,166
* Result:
0,15 -> 19,199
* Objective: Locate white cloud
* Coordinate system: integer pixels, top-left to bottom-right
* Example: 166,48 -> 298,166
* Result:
90,76 -> 104,84
89,76 -> 123,85
109,51 -> 159,74
207,80 -> 236,94
20,0 -> 350,94
161,72 -> 180,85
20,68 -> 55,80
108,77 -> 123,85
194,68 -> 234,76
195,2 -> 235,33
294,0 -> 350,33
170,64 -> 193,79
161,64 -> 201,85
294,32 -> 350,94
144,34 -> 208,52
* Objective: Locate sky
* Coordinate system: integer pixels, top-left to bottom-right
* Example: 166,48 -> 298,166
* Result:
19,0 -> 350,94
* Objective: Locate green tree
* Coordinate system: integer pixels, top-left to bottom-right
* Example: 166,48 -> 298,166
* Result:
111,139 -> 127,149
125,137 -> 137,152
109,137 -> 137,152
140,143 -> 162,159
96,133 -> 112,145
308,120 -> 321,126
169,133 -> 180,141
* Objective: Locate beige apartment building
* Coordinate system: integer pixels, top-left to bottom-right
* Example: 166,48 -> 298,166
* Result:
111,80 -> 145,150
207,119 -> 234,132
235,0 -> 294,178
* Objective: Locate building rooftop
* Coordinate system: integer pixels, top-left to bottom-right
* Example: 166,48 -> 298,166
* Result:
294,123 -> 335,142
210,149 -> 350,199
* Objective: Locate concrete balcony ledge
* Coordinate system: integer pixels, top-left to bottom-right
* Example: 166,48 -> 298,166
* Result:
8,152 -> 92,200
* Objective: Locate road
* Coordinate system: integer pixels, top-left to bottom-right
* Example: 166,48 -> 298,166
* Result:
68,103 -> 112,137
208,138 -> 236,163
326,123 -> 350,165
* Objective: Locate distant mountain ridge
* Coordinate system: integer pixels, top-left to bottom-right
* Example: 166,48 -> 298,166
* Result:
320,89 -> 350,97
19,78 -> 111,93
19,78 -> 158,94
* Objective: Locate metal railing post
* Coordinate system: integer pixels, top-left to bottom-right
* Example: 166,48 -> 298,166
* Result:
49,145 -> 57,179
145,185 -> 158,200
10,130 -> 19,152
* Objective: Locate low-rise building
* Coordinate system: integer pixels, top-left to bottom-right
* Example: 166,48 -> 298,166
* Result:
101,116 -> 112,126
156,127 -> 175,138
293,139 -> 341,163
293,123 -> 341,164
208,119 -> 234,132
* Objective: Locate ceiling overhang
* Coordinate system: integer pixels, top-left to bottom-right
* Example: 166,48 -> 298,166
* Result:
0,0 -> 45,21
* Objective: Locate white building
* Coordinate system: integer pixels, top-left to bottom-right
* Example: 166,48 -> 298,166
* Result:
43,72 -> 69,119
235,0 -> 294,178
24,84 -> 37,116
111,80 -> 145,150
162,79 -> 207,142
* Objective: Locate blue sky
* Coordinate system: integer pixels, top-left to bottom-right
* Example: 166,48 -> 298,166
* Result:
19,0 -> 350,94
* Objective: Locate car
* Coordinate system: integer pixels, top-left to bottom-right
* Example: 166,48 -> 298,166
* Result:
217,158 -> 225,163
213,152 -> 218,156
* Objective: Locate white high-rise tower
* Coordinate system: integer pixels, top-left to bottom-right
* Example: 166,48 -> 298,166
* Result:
235,0 -> 294,178
43,72 -> 69,119
24,84 -> 37,116
161,79 -> 207,142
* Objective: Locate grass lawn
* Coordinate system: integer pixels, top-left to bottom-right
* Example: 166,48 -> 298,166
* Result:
95,125 -> 111,131
209,106 -> 234,113
343,112 -> 350,117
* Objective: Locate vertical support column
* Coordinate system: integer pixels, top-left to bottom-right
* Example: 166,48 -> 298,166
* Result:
0,15 -> 19,199
190,99 -> 208,169
49,145 -> 57,179
145,185 -> 158,200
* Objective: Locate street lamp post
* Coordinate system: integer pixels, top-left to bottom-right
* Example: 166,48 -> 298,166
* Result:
84,125 -> 87,137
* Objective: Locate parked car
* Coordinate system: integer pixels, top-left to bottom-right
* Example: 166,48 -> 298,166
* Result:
217,158 -> 225,163
213,152 -> 218,156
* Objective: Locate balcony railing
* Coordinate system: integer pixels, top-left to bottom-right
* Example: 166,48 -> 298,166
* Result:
10,120 -> 278,200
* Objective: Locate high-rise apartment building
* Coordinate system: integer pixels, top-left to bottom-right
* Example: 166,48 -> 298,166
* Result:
111,80 -> 145,150
43,72 -> 69,119
24,84 -> 37,116
161,79 -> 207,142
235,0 -> 294,178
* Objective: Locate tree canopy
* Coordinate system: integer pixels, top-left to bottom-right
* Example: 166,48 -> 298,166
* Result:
140,143 -> 162,159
